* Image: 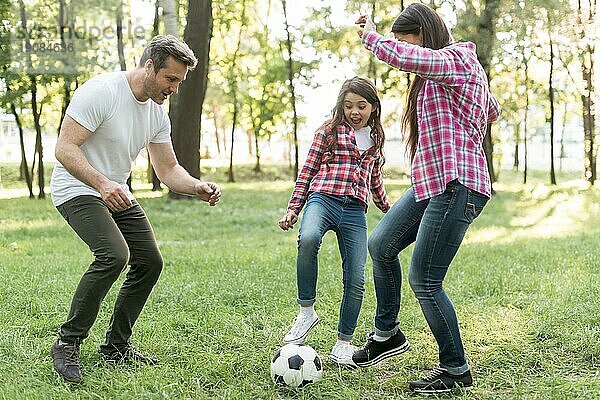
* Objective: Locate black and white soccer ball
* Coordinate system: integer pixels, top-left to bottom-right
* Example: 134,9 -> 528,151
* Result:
270,343 -> 323,388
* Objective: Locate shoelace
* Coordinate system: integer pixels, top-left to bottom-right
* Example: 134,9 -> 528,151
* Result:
359,332 -> 375,351
289,313 -> 315,336
332,342 -> 355,358
63,343 -> 80,366
421,365 -> 447,382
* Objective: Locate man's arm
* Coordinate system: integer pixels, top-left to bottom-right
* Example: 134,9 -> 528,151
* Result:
147,142 -> 221,206
55,115 -> 131,211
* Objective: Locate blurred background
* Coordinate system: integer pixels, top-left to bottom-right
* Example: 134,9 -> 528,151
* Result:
0,0 -> 598,198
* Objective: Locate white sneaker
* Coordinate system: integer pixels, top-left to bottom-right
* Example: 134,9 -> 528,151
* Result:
283,312 -> 319,344
329,341 -> 358,368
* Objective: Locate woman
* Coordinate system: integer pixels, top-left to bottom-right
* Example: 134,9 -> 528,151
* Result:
353,3 -> 500,394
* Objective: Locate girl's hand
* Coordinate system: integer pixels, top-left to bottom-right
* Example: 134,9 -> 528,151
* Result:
278,211 -> 298,231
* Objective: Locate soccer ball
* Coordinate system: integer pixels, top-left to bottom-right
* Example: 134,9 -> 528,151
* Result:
270,343 -> 323,388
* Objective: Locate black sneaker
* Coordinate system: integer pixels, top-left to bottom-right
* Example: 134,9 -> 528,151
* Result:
51,339 -> 82,383
352,330 -> 410,367
409,365 -> 473,394
100,344 -> 158,365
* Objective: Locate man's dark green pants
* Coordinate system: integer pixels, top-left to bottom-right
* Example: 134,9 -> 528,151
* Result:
56,195 -> 163,353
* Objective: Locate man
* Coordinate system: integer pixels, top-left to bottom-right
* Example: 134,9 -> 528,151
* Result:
50,35 -> 221,383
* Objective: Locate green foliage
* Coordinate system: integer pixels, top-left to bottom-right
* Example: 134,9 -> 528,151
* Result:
0,165 -> 599,399
1,0 -> 152,139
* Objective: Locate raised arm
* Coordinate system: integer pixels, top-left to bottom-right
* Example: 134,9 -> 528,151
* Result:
361,31 -> 472,87
147,142 -> 221,206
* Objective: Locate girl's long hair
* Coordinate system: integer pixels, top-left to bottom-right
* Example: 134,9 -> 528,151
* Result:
324,76 -> 385,164
392,3 -> 452,162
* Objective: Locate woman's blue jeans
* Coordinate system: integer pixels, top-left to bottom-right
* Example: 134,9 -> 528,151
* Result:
296,193 -> 367,341
368,180 -> 488,374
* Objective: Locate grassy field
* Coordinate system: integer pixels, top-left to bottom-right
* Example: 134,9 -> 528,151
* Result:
0,164 -> 599,399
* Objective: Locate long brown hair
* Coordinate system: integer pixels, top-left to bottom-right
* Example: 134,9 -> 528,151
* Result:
324,76 -> 385,164
392,3 -> 452,162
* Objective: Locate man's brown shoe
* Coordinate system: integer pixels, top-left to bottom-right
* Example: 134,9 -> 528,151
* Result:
100,344 -> 158,365
51,339 -> 82,383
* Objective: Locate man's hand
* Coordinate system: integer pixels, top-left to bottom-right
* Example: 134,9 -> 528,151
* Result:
278,211 -> 298,231
100,181 -> 132,212
355,14 -> 377,39
194,181 -> 221,206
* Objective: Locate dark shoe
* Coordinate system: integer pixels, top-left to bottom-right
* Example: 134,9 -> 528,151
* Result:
100,344 -> 158,365
409,365 -> 473,394
51,339 -> 82,383
352,330 -> 410,367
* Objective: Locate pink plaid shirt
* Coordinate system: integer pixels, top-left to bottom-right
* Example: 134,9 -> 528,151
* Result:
287,122 -> 390,215
363,31 -> 500,201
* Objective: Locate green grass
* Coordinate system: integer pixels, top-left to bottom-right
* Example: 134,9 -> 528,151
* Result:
0,164 -> 599,399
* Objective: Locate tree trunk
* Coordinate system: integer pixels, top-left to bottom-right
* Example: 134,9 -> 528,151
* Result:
225,0 -> 246,183
461,0 -> 500,190
116,1 -> 133,191
577,0 -> 596,184
254,127 -> 261,173
559,103 -> 567,171
581,48 -> 596,184
148,0 -> 163,191
160,0 -> 178,36
30,74 -> 45,199
57,0 -> 72,135
213,114 -> 222,156
228,101 -> 237,183
18,0 -> 44,199
116,2 -> 127,71
522,45 -> 530,184
281,0 -> 299,180
11,103 -> 34,198
548,35 -> 556,185
513,122 -> 520,169
168,0 -> 212,199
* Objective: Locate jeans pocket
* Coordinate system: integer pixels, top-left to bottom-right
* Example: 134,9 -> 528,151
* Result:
464,190 -> 488,223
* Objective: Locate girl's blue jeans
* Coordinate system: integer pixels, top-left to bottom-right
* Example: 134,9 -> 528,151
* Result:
368,180 -> 488,374
296,192 -> 367,341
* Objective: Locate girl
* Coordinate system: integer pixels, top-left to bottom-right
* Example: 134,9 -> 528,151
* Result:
353,4 -> 500,394
278,76 -> 390,367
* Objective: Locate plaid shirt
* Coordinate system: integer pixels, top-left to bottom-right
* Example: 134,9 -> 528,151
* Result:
287,123 -> 390,215
363,31 -> 500,201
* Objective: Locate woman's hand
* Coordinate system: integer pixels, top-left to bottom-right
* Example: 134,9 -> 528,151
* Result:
355,14 -> 377,39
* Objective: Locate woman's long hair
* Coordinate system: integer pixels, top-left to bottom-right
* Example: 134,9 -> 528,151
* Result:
324,76 -> 385,164
392,3 -> 452,162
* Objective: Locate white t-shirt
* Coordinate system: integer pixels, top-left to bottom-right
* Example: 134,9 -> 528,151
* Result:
50,71 -> 171,206
355,126 -> 374,154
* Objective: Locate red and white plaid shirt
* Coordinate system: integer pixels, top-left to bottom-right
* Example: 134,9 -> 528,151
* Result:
287,122 -> 390,215
363,31 -> 500,201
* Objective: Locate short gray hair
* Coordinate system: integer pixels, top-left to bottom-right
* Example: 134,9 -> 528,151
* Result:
138,35 -> 197,71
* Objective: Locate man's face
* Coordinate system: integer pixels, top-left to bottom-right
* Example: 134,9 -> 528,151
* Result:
143,56 -> 188,104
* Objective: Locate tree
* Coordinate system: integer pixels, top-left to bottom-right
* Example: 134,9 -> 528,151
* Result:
576,0 -> 596,184
18,0 -> 46,198
281,0 -> 299,179
548,20 -> 556,185
148,0 -> 173,191
454,0 -> 501,191
225,0 -> 246,183
160,0 -> 178,36
168,0 -> 212,199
